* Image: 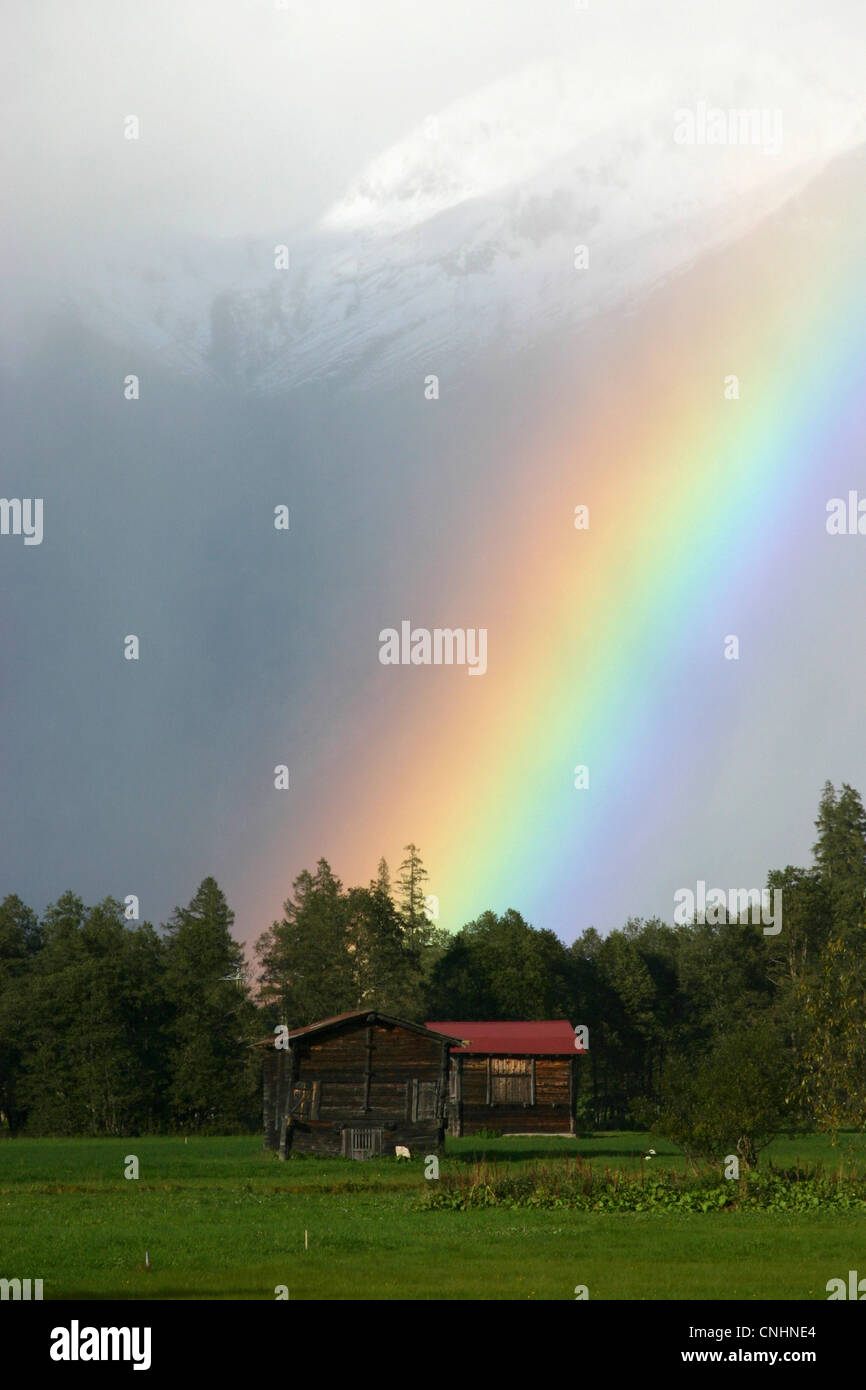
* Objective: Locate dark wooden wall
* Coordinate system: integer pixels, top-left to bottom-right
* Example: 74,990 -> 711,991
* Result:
263,1018 -> 450,1158
451,1055 -> 576,1135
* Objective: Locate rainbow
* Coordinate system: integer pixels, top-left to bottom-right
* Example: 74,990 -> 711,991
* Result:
250,162 -> 866,943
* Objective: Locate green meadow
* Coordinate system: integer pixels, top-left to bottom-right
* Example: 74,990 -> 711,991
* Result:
1,1132 -> 865,1300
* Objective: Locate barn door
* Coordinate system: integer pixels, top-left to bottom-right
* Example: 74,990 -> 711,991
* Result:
411,1080 -> 439,1122
343,1126 -> 384,1160
491,1059 -> 532,1104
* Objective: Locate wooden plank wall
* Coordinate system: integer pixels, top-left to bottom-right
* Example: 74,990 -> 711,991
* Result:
456,1054 -> 574,1134
274,1019 -> 449,1157
265,1031 -> 580,1148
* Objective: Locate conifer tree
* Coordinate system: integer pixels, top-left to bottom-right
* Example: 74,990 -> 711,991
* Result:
256,860 -> 354,1027
163,878 -> 256,1131
397,844 -> 429,936
0,895 -> 42,1133
813,780 -> 866,935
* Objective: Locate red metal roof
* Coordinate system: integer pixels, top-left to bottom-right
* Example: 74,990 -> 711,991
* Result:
425,1020 -> 584,1055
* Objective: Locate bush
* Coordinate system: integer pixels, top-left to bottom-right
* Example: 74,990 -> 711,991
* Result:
637,1021 -> 792,1169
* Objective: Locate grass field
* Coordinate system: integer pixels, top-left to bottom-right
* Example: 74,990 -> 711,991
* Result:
2,1131 -> 865,1300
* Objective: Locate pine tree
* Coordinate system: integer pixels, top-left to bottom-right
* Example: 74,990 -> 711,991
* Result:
256,860 -> 355,1027
812,780 -> 866,934
376,858 -> 391,898
0,895 -> 42,1132
397,843 -> 430,940
16,895 -> 170,1135
163,878 -> 256,1132
344,882 -> 414,1012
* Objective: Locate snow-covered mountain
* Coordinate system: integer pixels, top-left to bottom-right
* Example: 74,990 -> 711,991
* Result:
62,50 -> 865,393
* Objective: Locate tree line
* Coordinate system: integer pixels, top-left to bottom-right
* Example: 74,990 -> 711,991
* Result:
2,787 -> 865,1156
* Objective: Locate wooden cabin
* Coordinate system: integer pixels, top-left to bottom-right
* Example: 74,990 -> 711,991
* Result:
425,1020 -> 584,1136
257,1011 -> 466,1159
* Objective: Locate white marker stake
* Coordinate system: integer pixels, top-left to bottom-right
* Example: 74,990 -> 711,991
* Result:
304,1230 -> 308,1251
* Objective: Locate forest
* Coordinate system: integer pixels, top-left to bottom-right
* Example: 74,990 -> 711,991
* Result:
1,781 -> 864,1162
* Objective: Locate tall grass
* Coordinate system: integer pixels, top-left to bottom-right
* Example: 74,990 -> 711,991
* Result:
423,1155 -> 866,1211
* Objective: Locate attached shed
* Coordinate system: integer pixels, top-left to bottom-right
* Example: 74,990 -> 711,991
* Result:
425,1019 -> 585,1136
257,1011 -> 466,1159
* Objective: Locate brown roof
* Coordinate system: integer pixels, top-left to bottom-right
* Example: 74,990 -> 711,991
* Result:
253,1009 -> 467,1048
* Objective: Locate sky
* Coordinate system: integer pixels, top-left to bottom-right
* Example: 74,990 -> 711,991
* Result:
2,0 -> 866,953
